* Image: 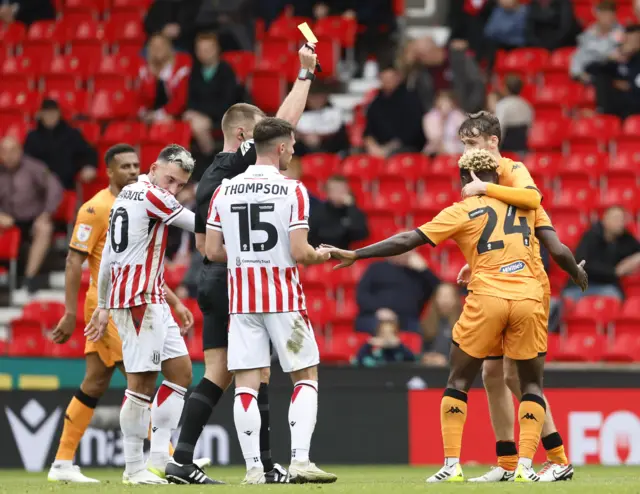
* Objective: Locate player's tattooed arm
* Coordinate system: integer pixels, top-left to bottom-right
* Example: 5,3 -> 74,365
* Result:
536,228 -> 588,291
355,230 -> 427,260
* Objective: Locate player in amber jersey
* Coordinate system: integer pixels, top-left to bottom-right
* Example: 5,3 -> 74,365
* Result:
456,112 -> 584,481
48,144 -> 199,483
323,150 -> 587,483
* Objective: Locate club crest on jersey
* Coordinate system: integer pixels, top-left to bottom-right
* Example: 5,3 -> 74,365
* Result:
151,351 -> 160,365
76,224 -> 92,242
500,260 -> 525,274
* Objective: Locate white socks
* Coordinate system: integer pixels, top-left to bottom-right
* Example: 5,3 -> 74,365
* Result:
518,457 -> 533,469
120,390 -> 152,475
150,381 -> 186,470
289,380 -> 318,465
445,457 -> 459,467
233,387 -> 262,471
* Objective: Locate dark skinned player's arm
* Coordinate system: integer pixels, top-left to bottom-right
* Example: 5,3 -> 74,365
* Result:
64,249 -> 87,317
485,183 -> 542,210
354,230 -> 428,260
536,228 -> 580,279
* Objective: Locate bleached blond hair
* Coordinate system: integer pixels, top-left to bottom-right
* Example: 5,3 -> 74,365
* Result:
458,149 -> 498,172
157,144 -> 195,173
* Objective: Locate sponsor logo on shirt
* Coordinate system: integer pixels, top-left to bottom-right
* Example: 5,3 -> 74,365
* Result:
500,260 -> 525,274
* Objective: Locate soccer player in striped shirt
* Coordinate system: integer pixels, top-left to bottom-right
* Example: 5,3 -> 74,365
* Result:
85,145 -> 204,485
205,118 -> 337,485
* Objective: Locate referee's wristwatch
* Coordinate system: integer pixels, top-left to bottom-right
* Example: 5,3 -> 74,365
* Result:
297,69 -> 316,82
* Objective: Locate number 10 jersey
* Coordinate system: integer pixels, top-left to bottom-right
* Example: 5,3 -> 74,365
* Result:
105,174 -> 186,308
207,165 -> 310,314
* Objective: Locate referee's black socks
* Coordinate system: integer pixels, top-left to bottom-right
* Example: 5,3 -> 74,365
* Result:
173,378 -> 224,465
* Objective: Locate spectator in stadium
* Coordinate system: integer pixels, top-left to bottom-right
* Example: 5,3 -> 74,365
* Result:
143,0 -> 202,52
591,24 -> 640,118
447,0 -> 494,64
354,309 -> 415,367
421,283 -> 461,367
295,83 -> 350,157
308,175 -> 368,249
0,136 -> 62,295
355,250 -> 440,334
564,205 -> 640,300
494,74 -> 534,152
364,65 -> 425,157
138,34 -> 191,122
194,0 -> 256,51
484,0 -> 529,50
0,0 -> 54,26
570,0 -> 624,84
184,33 -> 238,157
525,0 -> 580,51
402,36 -> 486,114
422,90 -> 466,155
23,99 -> 97,191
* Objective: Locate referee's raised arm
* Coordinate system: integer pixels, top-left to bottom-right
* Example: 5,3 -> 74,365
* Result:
275,43 -> 318,126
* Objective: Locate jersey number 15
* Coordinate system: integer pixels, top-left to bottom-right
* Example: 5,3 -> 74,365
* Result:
231,203 -> 278,252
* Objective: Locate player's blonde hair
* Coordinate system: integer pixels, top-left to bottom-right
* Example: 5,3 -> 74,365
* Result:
458,149 -> 498,172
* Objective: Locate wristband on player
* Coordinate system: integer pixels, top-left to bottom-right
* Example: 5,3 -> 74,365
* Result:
298,68 -> 316,82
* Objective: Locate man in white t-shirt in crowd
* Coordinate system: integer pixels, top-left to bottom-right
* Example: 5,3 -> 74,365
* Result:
85,145 -> 201,485
205,118 -> 337,485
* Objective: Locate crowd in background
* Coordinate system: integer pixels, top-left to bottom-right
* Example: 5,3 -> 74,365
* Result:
2,0 -> 640,366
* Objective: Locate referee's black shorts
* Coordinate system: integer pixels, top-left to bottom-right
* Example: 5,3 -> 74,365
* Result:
197,261 -> 229,350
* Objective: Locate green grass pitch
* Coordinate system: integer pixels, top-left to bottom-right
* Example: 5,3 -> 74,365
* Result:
1,465 -> 639,493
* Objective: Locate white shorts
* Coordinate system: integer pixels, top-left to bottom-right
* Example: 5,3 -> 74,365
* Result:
111,303 -> 189,373
228,311 -> 320,373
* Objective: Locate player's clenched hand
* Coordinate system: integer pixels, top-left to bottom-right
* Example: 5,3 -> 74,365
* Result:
52,313 -> 76,344
299,43 -> 317,71
174,302 -> 194,336
457,264 -> 471,287
84,308 -> 109,342
320,244 -> 357,269
574,260 -> 588,292
461,170 -> 488,199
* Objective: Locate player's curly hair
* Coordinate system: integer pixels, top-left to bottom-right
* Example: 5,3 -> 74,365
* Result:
458,149 -> 498,172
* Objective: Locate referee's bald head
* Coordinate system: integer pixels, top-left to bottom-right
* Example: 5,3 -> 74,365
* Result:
221,103 -> 266,143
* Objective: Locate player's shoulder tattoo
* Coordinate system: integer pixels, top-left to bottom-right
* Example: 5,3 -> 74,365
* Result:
511,163 -> 522,171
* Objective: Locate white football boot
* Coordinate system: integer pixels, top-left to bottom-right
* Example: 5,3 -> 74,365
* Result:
468,466 -> 515,482
48,463 -> 100,483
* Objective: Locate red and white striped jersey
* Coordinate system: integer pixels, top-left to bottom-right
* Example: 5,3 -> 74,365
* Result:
105,175 -> 185,308
207,165 -> 310,314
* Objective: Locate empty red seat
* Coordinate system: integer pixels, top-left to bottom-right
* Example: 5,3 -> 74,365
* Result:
306,296 -> 337,328
342,154 -> 384,180
20,41 -> 56,70
76,121 -> 100,145
96,54 -> 143,80
42,74 -> 79,92
543,47 -> 575,81
412,187 -> 456,211
105,13 -> 145,44
49,325 -> 86,358
89,89 -> 137,120
2,55 -> 39,78
68,41 -> 105,68
602,328 -> 640,363
552,176 -> 595,208
0,227 -> 21,293
495,48 -> 549,78
367,212 -> 402,243
554,334 -> 605,362
314,15 -> 358,49
81,177 -> 109,202
139,143 -> 165,171
146,121 -> 191,147
430,154 -> 460,177
7,318 -> 47,357
563,151 -> 607,180
613,297 -> 640,334
26,20 -> 59,42
322,333 -> 369,363
522,152 -> 562,176
610,150 -> 640,171
0,73 -> 32,92
52,190 -> 78,225
568,115 -> 622,152
92,74 -> 128,93
101,121 -> 146,146
22,300 -> 66,328
384,153 -> 429,181
0,89 -> 40,117
44,53 -> 96,80
527,117 -> 568,151
399,332 -> 422,354
622,272 -> 640,298
260,35 -> 294,61
565,295 -> 621,333
1,21 -> 26,46
552,218 -> 585,251
221,50 -> 255,83
300,153 -> 340,182
249,69 -> 285,114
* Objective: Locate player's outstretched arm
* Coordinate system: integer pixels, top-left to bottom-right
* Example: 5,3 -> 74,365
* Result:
290,229 -> 331,265
536,228 -> 588,292
52,250 -> 86,344
275,43 -> 317,126
462,171 -> 542,210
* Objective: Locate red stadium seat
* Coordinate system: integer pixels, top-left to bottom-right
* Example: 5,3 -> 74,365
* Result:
105,13 -> 145,45
306,296 -> 337,328
552,218 -> 585,251
96,54 -> 144,80
384,153 -> 430,181
546,206 -> 589,230
312,38 -> 339,79
533,82 -> 579,110
610,148 -> 640,169
250,69 -> 285,114
342,154 -> 384,180
495,48 -> 549,78
89,89 -> 138,120
563,151 -> 607,180
7,319 -> 47,357
554,334 -> 605,362
42,74 -> 79,92
62,0 -> 107,15
42,89 -> 90,119
0,73 -> 32,92
20,40 -> 55,71
68,41 -> 105,69
81,177 -> 109,202
411,187 -> 456,212
568,115 -> 622,152
221,51 -> 256,83
139,143 -> 165,171
574,3 -> 596,26
363,186 -> 412,216
621,273 -> 640,299
92,74 -> 129,92
76,121 -> 101,145
0,89 -> 41,117
44,53 -> 97,80
543,47 -> 575,82
399,332 -> 422,354
2,55 -> 39,78
111,0 -> 152,9
430,154 -> 460,177
26,20 -> 59,43
602,332 -> 640,363
522,152 -> 562,176
300,153 -> 341,181
527,117 -> 569,151
53,190 -> 78,226
367,212 -> 402,243
101,121 -> 147,146
545,332 -> 561,362
622,115 -> 640,136
321,333 -> 368,363
267,16 -> 309,40
62,18 -> 104,43
22,301 -> 66,328
260,35 -> 294,61
146,121 -> 191,147
598,187 -> 640,215
0,21 -> 26,46
553,175 -> 595,208
113,41 -> 144,58
0,117 -> 29,143
565,295 -> 621,334
314,16 -> 358,49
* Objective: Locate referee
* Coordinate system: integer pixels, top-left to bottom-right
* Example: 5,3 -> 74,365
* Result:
166,43 -> 318,485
